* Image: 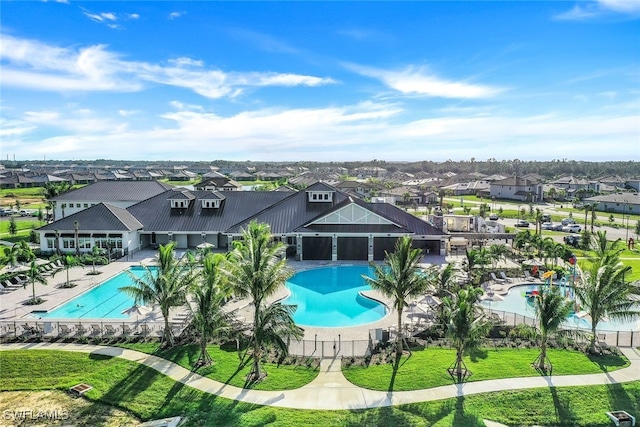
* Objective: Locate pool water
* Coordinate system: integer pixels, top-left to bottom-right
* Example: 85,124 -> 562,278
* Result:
283,265 -> 387,327
483,283 -> 640,332
38,267 -> 150,319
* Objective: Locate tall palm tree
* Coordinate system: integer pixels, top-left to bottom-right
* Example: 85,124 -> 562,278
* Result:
443,286 -> 489,383
591,230 -> 622,261
487,244 -> 509,269
223,221 -> 298,381
364,236 -> 434,356
434,263 -> 457,298
54,254 -> 84,288
120,242 -> 195,347
251,303 -> 303,374
25,260 -> 47,305
574,258 -> 640,353
191,253 -> 233,367
85,245 -> 108,275
532,285 -> 573,371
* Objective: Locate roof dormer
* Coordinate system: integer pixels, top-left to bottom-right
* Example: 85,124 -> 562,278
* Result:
307,190 -> 334,202
200,191 -> 225,209
168,190 -> 195,209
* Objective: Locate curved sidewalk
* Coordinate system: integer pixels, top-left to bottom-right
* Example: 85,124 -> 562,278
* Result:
1,343 -> 639,410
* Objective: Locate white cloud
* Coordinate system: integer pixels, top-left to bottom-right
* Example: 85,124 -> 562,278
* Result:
348,64 -> 502,99
128,13 -> 140,20
168,12 -> 183,20
0,35 -> 335,97
5,101 -> 637,162
555,0 -> 640,20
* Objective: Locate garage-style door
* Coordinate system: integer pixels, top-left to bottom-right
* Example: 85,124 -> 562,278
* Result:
302,236 -> 332,260
373,237 -> 398,260
337,237 -> 368,260
412,240 -> 440,255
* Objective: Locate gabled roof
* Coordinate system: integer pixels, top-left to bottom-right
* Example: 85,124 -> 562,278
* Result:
39,203 -> 143,232
168,189 -> 196,200
127,189 -> 292,232
51,180 -> 173,202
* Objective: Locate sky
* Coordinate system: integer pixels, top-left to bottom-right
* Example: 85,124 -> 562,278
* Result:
1,1 -> 639,163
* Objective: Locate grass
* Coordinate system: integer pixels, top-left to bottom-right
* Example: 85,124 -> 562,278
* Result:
342,347 -> 629,391
116,342 -> 319,391
1,349 -> 639,426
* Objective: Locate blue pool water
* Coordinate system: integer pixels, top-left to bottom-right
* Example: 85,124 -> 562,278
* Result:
38,267 -> 150,319
483,283 -> 640,332
282,265 -> 387,327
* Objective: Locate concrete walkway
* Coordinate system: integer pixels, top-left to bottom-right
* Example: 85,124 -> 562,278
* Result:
1,343 -> 639,410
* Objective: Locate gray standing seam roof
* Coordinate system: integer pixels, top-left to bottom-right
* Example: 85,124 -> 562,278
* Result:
38,203 -> 143,232
51,180 -> 173,202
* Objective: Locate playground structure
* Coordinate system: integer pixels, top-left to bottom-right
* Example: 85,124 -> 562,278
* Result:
524,257 -> 582,315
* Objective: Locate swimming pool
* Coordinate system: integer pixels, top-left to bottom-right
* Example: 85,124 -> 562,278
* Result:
282,265 -> 387,327
37,267 -> 149,319
482,283 -> 640,332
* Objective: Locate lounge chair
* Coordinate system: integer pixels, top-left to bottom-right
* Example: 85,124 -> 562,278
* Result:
524,271 -> 537,282
75,324 -> 88,336
90,324 -> 102,336
104,325 -> 117,336
59,324 -> 73,336
490,272 -> 507,283
499,271 -> 513,283
121,324 -> 133,336
140,324 -> 152,336
1,324 -> 16,337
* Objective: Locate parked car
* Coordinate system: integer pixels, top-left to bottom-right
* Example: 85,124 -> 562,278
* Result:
488,213 -> 499,220
515,220 -> 530,228
552,223 -> 564,231
564,235 -> 581,247
541,222 -> 555,230
542,214 -> 551,222
0,209 -> 7,216
561,218 -> 576,226
562,224 -> 582,233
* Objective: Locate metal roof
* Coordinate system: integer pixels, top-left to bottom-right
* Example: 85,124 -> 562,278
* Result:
51,180 -> 173,202
39,203 -> 143,232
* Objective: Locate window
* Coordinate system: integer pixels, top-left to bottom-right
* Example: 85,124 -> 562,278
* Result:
46,237 -> 56,249
83,203 -> 88,208
62,238 -> 75,249
78,238 -> 91,249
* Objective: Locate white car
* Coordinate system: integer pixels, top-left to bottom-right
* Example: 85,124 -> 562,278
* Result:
562,224 -> 582,233
561,218 -> 576,226
541,222 -> 555,230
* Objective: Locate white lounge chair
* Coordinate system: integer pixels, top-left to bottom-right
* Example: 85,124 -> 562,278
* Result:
499,271 -> 513,283
490,272 -> 507,283
524,271 -> 537,282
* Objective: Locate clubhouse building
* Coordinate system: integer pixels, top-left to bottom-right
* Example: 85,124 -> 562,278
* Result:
38,181 -> 448,261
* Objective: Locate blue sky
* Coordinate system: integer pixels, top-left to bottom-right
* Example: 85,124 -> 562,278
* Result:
1,1 -> 639,162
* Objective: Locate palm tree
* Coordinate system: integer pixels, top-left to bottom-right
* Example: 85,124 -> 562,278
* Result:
85,245 -> 108,275
487,244 -> 509,269
55,254 -> 84,288
1,242 -> 35,268
434,263 -> 457,298
364,236 -> 434,356
443,286 -> 490,382
532,285 -> 573,372
464,248 -> 490,285
591,230 -> 622,261
120,242 -> 195,347
251,302 -> 303,373
574,258 -> 640,353
191,253 -> 233,367
223,221 -> 298,381
24,260 -> 47,305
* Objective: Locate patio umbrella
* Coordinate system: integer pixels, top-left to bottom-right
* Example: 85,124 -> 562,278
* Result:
419,294 -> 442,309
522,259 -> 544,267
196,242 -> 214,249
121,304 -> 152,317
482,292 -> 505,302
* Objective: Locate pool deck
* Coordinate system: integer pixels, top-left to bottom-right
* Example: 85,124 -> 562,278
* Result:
0,251 -> 452,342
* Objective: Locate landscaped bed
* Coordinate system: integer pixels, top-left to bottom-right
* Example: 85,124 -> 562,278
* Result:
1,349 -> 639,426
116,342 -> 320,391
342,347 -> 629,391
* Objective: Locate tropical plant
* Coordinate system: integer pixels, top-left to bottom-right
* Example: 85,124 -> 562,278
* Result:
120,242 -> 195,347
443,286 -> 490,383
1,242 -> 35,268
85,245 -> 108,274
487,244 -> 509,269
532,285 -> 573,371
364,236 -> 435,356
574,258 -> 640,353
434,263 -> 457,298
54,254 -> 83,288
24,260 -> 47,305
591,230 -> 622,261
223,221 -> 298,381
191,253 -> 233,367
251,302 -> 303,371
464,248 -> 490,285
8,216 -> 17,237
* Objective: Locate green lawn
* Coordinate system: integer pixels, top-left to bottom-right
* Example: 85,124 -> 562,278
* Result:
1,349 -> 639,426
342,347 -> 628,391
116,342 -> 319,391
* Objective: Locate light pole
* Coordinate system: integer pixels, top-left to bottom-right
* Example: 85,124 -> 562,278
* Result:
626,215 -> 630,242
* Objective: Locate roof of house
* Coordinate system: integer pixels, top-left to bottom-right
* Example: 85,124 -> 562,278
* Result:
39,203 -> 144,232
51,180 -> 173,202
